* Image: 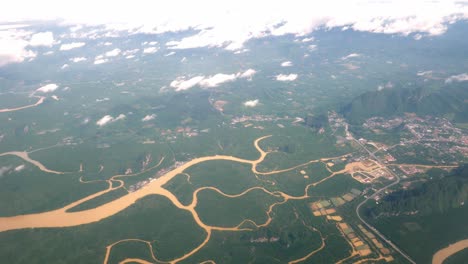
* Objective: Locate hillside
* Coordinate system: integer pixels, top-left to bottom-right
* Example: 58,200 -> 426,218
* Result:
366,165 -> 468,217
341,84 -> 468,124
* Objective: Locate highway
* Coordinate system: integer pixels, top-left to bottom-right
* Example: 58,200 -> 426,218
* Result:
353,138 -> 417,264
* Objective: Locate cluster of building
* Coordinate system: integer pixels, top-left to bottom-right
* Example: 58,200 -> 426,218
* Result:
249,237 -> 280,243
231,115 -> 286,125
212,100 -> 228,113
127,161 -> 186,192
365,115 -> 466,145
158,127 -> 200,141
364,114 -> 468,162
398,165 -> 424,175
140,154 -> 152,171
363,116 -> 403,130
328,111 -> 348,134
61,136 -> 82,146
383,154 -> 396,163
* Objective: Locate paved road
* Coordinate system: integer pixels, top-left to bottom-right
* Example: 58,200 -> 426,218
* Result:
353,138 -> 417,264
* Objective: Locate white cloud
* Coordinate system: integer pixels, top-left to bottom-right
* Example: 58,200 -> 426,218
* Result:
170,76 -> 205,91
281,61 -> 293,67
143,47 -> 158,54
341,53 -> 361,60
199,73 -> 237,87
96,115 -> 114,126
413,34 -> 423,40
28,31 -> 54,46
36,83 -> 58,93
0,30 -> 36,66
244,99 -> 259,107
123,49 -> 139,59
169,69 -> 257,91
115,114 -> 126,121
60,42 -> 85,51
0,24 -> 30,30
94,57 -> 108,64
417,70 -> 432,76
70,57 -> 86,62
142,114 -> 156,122
105,48 -> 121,57
238,69 -> 256,79
96,97 -> 110,102
308,44 -> 317,51
0,41 -> 36,66
61,64 -> 69,69
123,49 -> 139,55
276,74 -> 298,81
234,48 -> 249,54
445,73 -> 468,83
96,114 -> 125,126
0,1 -> 466,53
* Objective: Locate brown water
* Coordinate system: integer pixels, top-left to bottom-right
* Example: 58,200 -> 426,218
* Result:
0,135 -> 353,263
432,239 -> 468,264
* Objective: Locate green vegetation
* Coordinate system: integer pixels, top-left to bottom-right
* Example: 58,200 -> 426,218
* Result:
342,84 -> 468,124
348,123 -> 405,145
1,20 -> 468,264
0,155 -> 106,216
196,188 -> 282,227
365,165 -> 468,216
266,162 -> 332,197
28,143 -> 171,180
304,113 -> 329,130
162,173 -> 196,206
0,195 -> 206,263
361,166 -> 468,263
445,248 -> 468,264
257,130 -> 352,172
309,174 -> 364,197
184,160 -> 261,194
368,206 -> 468,263
106,241 -> 157,264
389,144 -> 462,165
181,200 -> 349,264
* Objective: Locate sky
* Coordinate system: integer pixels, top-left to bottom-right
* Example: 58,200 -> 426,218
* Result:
1,0 -> 468,66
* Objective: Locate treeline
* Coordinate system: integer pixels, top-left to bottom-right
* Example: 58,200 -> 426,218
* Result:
366,165 -> 468,217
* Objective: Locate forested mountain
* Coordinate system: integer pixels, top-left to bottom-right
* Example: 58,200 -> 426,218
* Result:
366,165 -> 468,217
341,84 -> 468,124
